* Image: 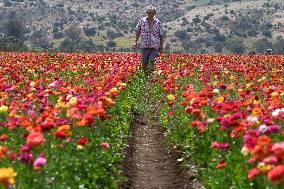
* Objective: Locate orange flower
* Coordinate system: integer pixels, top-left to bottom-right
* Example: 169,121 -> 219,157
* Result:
87,105 -> 105,116
54,125 -> 72,138
98,96 -> 115,107
76,119 -> 86,127
0,135 -> 8,141
252,107 -> 262,115
26,132 -> 45,148
0,146 -> 7,158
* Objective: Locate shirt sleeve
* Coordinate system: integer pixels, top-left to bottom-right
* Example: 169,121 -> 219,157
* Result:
135,19 -> 141,33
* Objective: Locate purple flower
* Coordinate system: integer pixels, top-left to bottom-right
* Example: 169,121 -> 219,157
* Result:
265,125 -> 281,135
19,153 -> 33,165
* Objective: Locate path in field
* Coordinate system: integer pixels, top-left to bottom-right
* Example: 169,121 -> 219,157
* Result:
120,82 -> 203,189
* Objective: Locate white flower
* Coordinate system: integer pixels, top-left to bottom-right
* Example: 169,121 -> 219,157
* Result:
258,125 -> 267,133
213,88 -> 220,94
272,109 -> 281,117
246,116 -> 259,123
207,118 -> 215,123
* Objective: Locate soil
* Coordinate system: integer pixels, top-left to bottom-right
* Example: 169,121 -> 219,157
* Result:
119,84 -> 204,189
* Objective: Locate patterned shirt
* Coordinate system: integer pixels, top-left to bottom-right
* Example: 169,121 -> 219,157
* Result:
135,17 -> 163,49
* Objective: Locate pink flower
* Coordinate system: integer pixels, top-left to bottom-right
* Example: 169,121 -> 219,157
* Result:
101,142 -> 110,149
211,142 -> 230,150
247,168 -> 260,180
20,145 -> 32,152
33,157 -> 47,167
262,156 -> 278,165
272,141 -> 284,158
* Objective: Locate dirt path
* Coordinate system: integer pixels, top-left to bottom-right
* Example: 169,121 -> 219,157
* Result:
120,83 -> 203,189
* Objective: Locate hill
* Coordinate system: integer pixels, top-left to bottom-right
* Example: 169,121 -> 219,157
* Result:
0,0 -> 283,54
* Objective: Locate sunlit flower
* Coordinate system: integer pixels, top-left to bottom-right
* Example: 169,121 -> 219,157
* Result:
216,96 -> 225,103
213,88 -> 220,94
0,167 -> 17,187
257,162 -> 273,172
167,94 -> 175,101
76,145 -> 84,150
241,146 -> 250,156
68,97 -> 78,106
0,105 -> 8,114
252,107 -> 262,115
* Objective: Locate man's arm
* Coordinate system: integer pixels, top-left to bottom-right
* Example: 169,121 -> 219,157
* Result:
159,35 -> 163,53
134,30 -> 141,46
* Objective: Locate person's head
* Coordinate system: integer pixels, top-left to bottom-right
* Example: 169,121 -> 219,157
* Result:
146,5 -> 156,18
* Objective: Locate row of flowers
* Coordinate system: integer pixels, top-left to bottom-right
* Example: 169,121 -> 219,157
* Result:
0,52 -> 140,188
154,54 -> 284,188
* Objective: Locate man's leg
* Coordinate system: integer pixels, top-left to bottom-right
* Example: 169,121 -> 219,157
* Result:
148,48 -> 159,77
141,48 -> 151,78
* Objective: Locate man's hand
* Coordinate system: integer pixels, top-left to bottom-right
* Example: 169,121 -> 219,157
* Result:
132,42 -> 137,50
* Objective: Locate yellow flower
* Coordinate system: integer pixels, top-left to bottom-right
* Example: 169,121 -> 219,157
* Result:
253,100 -> 260,105
0,167 -> 17,186
271,92 -> 279,98
68,97 -> 78,106
110,87 -> 118,93
241,146 -> 249,156
167,94 -> 175,101
257,162 -> 273,172
217,96 -> 225,103
155,70 -> 162,76
0,105 -> 8,114
29,82 -> 36,87
77,145 -> 84,150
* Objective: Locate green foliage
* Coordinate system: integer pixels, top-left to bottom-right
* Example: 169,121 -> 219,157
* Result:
83,27 -> 96,37
174,30 -> 189,40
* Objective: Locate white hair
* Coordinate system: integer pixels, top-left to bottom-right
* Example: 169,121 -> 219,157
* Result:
146,5 -> 156,14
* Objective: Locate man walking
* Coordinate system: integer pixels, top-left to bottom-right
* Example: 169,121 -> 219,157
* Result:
133,6 -> 164,79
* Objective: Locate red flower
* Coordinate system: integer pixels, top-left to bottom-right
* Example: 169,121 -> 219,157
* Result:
268,165 -> 284,184
215,160 -> 226,169
26,132 -> 45,148
77,138 -> 89,146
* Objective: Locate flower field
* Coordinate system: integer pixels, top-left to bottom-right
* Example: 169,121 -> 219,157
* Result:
0,52 -> 283,188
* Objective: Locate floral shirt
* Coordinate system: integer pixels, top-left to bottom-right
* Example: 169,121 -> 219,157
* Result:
135,17 -> 163,49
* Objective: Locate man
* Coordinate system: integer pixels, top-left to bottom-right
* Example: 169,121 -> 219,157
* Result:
132,6 -> 164,79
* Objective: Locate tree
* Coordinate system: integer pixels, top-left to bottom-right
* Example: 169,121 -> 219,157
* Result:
4,20 -> 25,39
226,37 -> 245,54
83,27 -> 96,36
30,29 -> 51,49
64,26 -> 82,42
107,40 -> 116,48
174,30 -> 189,40
253,38 -> 272,54
273,36 -> 284,55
